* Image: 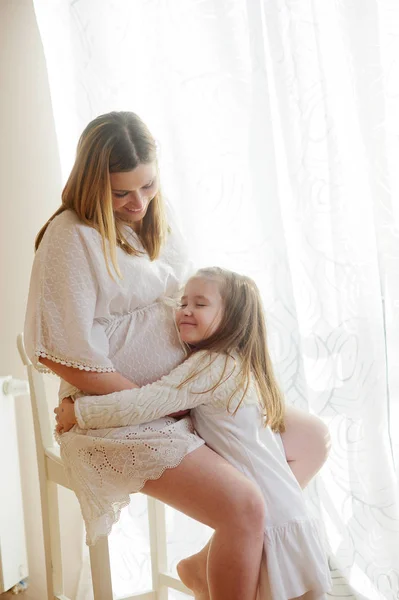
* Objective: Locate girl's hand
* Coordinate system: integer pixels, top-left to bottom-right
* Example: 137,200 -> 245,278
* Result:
54,397 -> 77,434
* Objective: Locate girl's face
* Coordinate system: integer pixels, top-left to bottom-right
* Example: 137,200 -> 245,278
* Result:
176,277 -> 224,345
110,163 -> 158,227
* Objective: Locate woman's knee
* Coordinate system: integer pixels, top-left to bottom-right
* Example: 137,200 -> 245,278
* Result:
223,479 -> 265,533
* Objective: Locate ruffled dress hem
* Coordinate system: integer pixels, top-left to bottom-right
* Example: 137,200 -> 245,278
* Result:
259,517 -> 331,599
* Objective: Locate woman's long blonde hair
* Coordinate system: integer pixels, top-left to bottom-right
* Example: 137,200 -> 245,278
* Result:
35,111 -> 168,278
184,267 -> 285,432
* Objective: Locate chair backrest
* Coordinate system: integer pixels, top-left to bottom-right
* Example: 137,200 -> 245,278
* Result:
17,333 -> 54,451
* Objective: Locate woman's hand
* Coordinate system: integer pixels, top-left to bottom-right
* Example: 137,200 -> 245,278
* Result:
54,397 -> 77,434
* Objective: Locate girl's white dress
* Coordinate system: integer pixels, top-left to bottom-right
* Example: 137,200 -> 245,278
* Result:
24,208 -> 331,599
74,352 -> 332,600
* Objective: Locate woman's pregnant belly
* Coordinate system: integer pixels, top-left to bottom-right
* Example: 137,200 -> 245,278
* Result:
106,301 -> 186,386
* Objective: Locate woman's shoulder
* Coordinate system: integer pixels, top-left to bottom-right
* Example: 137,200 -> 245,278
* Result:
47,209 -> 93,234
43,209 -> 100,248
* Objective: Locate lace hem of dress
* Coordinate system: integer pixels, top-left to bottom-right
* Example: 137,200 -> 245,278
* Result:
35,349 -> 115,373
63,440 -> 203,546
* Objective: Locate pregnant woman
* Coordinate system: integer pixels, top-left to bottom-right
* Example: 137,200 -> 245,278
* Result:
25,111 -> 330,600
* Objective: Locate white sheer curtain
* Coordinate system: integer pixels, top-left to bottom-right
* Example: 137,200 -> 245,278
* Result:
33,1 -> 399,598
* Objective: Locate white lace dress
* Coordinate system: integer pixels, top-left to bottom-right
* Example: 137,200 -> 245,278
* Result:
24,208 -> 204,541
74,352 -> 332,600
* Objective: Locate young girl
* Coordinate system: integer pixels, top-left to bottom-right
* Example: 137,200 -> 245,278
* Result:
57,267 -> 331,600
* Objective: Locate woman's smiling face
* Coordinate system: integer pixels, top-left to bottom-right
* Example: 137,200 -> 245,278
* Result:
111,163 -> 158,227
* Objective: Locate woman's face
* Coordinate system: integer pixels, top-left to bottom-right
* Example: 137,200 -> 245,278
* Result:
110,163 -> 158,227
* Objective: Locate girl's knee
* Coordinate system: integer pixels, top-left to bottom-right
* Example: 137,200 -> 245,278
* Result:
309,416 -> 331,465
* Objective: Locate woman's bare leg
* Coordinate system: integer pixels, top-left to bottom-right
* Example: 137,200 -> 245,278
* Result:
178,407 -> 331,597
142,445 -> 264,600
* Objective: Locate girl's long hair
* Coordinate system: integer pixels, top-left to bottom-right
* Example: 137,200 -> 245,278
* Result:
184,267 -> 285,432
35,111 -> 168,278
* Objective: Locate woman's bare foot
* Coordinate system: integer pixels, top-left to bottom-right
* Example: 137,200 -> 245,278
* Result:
177,552 -> 209,600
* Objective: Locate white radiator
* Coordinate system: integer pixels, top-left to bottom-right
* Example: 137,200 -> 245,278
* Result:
0,376 -> 29,593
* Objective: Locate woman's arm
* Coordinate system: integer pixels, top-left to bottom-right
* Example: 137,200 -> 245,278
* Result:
25,218 -> 118,385
39,357 -> 138,394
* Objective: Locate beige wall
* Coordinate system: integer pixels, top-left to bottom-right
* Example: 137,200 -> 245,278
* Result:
0,1 -> 83,597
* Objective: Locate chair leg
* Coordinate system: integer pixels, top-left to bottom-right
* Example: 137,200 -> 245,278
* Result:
147,497 -> 168,600
47,481 -> 64,596
89,536 -> 113,600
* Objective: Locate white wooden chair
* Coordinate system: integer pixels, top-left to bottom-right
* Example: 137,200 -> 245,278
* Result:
17,333 -> 193,600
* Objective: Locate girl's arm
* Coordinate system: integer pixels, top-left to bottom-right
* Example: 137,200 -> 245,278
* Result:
73,352 -> 237,430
